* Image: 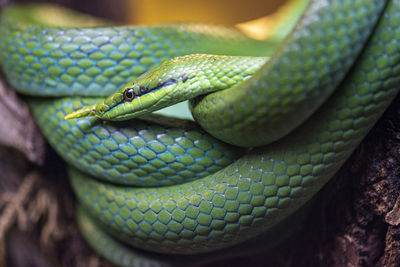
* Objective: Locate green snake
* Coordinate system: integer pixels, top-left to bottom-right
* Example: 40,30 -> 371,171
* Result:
1,0 -> 400,266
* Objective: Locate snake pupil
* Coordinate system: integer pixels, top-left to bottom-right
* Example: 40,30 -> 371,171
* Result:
124,88 -> 135,101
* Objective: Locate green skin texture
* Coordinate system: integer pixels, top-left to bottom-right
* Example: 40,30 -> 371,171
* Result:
1,0 -> 400,266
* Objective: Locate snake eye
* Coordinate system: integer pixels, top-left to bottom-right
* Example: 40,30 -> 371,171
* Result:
124,88 -> 135,101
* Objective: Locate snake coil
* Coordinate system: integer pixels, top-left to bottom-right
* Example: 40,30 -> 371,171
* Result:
1,0 -> 399,266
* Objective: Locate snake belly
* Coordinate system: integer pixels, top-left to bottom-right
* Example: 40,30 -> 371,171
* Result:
1,0 -> 400,266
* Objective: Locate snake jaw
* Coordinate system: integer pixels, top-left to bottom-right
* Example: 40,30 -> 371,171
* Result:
64,104 -> 97,120
96,85 -> 174,120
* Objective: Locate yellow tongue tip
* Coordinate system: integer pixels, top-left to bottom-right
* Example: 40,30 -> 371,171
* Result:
64,104 -> 97,120
64,111 -> 79,120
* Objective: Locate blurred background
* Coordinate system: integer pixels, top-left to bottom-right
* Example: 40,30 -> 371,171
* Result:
4,0 -> 288,25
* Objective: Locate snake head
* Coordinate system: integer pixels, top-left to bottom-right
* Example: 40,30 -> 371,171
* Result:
96,82 -> 175,121
64,62 -> 184,121
64,79 -> 176,121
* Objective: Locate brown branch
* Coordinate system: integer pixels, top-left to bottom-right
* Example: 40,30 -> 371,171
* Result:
0,74 -> 45,165
27,189 -> 65,248
0,172 -> 39,267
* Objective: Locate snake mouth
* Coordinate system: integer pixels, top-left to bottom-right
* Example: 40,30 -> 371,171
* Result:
98,87 -> 172,121
64,86 -> 172,121
64,95 -> 119,120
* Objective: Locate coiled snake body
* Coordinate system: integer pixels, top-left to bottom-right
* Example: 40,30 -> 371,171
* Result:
1,0 -> 400,266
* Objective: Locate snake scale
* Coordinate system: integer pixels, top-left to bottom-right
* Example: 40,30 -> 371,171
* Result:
1,0 -> 400,266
